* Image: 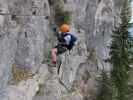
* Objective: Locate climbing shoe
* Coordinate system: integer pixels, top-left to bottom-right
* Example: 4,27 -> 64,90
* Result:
47,62 -> 56,67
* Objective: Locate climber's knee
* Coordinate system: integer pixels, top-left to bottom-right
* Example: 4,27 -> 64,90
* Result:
51,48 -> 57,56
51,48 -> 57,64
51,48 -> 57,53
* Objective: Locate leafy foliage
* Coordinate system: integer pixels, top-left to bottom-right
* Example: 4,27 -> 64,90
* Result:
110,0 -> 131,100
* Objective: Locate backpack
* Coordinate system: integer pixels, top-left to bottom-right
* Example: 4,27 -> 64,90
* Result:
63,33 -> 77,50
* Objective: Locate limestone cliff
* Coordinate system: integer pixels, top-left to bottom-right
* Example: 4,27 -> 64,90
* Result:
0,0 -> 121,100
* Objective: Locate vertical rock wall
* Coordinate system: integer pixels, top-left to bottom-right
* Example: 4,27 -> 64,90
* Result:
0,0 -> 122,100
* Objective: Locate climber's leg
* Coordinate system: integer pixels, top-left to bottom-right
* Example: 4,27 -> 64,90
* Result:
51,48 -> 57,64
51,45 -> 67,64
57,46 -> 67,55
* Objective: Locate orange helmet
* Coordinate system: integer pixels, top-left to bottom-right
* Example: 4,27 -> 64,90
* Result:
59,24 -> 70,33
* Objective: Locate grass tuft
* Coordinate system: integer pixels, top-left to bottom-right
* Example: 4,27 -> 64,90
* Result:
11,64 -> 33,84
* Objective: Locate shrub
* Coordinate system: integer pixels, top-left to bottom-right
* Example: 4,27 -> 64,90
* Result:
55,10 -> 72,26
52,0 -> 72,26
110,0 -> 131,100
11,64 -> 33,84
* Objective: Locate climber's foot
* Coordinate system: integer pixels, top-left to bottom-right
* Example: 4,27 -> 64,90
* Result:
48,62 -> 56,67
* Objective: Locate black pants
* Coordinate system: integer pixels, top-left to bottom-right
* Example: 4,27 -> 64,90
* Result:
54,44 -> 67,55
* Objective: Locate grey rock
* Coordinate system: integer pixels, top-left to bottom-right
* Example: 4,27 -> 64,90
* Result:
0,0 -> 122,100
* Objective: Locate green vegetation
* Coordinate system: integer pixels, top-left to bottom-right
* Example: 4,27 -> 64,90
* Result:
11,64 -> 33,84
96,71 -> 113,100
52,0 -> 72,26
129,48 -> 133,64
55,10 -> 71,26
110,0 -> 131,100
96,0 -> 133,100
126,70 -> 133,99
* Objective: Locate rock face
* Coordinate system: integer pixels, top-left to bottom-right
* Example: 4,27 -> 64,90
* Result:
0,0 -> 121,100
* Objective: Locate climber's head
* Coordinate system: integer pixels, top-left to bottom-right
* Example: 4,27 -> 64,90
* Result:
59,24 -> 70,33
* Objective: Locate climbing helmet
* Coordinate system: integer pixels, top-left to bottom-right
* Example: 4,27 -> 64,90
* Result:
59,24 -> 70,33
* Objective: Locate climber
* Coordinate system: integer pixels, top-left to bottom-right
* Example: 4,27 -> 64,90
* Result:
51,24 -> 77,65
